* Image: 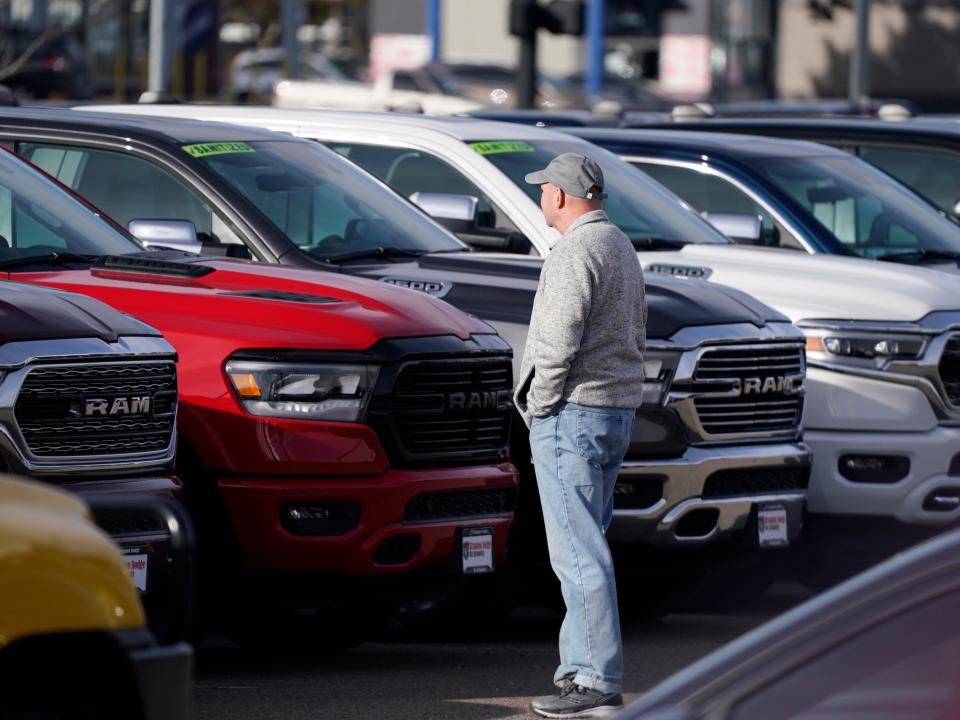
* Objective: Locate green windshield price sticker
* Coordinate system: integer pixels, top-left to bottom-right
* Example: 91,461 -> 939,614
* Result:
182,142 -> 255,158
469,141 -> 536,156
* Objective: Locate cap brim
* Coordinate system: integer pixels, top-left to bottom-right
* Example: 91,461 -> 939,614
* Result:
524,169 -> 549,185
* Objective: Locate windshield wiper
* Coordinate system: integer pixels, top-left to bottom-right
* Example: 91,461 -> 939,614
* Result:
876,248 -> 960,264
0,252 -> 100,271
321,247 -> 428,264
630,237 -> 691,250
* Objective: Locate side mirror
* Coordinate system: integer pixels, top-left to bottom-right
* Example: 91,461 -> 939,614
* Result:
702,212 -> 763,245
128,219 -> 202,254
410,192 -> 479,230
952,199 -> 960,220
411,191 -> 530,253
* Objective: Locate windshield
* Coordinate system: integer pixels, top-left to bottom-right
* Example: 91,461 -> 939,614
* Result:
471,139 -> 730,247
756,154 -> 960,261
189,140 -> 467,260
0,149 -> 141,261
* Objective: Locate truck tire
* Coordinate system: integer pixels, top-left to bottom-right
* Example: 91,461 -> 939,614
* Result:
0,635 -> 143,720
175,438 -> 244,643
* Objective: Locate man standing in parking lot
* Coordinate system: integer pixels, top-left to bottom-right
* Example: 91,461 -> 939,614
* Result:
515,153 -> 647,718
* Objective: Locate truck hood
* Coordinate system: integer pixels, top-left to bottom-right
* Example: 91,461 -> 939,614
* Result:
347,251 -> 791,340
651,245 -> 960,323
0,281 -> 160,346
7,254 -> 493,350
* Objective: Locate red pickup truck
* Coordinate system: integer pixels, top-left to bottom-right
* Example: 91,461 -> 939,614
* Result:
0,141 -> 517,646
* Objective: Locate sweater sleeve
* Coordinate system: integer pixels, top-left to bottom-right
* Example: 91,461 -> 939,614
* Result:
527,247 -> 595,416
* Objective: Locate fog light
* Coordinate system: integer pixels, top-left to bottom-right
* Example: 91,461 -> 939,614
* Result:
613,477 -> 664,509
949,453 -> 960,476
923,487 -> 960,512
281,504 -> 360,536
675,508 -> 719,538
838,455 -> 909,484
374,535 -> 421,565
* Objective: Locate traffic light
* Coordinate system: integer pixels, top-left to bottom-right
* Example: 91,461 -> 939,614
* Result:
509,0 -> 587,109
509,0 -> 586,38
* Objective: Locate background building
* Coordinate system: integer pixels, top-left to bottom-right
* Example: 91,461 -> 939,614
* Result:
0,0 -> 957,110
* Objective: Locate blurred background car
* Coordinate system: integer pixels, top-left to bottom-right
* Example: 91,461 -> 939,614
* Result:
228,46 -> 346,102
564,70 -> 675,111
616,524 -> 960,720
272,71 -> 482,113
0,28 -> 94,100
425,61 -> 582,108
660,97 -> 921,121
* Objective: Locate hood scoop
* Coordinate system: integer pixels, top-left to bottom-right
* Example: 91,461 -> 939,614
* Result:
419,252 -> 544,280
221,289 -> 341,304
93,254 -> 216,279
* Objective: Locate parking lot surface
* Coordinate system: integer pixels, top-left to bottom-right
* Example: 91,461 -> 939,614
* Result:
193,582 -> 806,720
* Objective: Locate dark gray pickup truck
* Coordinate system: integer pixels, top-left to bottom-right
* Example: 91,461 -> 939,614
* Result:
0,281 -> 189,640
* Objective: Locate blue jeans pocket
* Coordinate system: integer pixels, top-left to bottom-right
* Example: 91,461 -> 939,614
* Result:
575,407 -> 627,468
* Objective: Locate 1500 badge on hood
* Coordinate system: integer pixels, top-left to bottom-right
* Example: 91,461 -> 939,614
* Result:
646,263 -> 713,280
381,277 -> 452,298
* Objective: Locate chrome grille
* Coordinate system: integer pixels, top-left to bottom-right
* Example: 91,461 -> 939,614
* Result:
939,335 -> 960,405
692,345 -> 804,436
14,361 -> 177,458
694,346 -> 804,380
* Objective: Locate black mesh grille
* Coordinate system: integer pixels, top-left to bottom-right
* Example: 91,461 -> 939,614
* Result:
404,487 -> 517,523
91,507 -> 166,535
15,361 -> 177,458
702,466 -> 810,498
939,335 -> 960,405
381,357 -> 512,463
693,345 -> 804,435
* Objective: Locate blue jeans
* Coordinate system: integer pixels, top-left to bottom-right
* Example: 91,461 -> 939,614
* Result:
530,401 -> 635,694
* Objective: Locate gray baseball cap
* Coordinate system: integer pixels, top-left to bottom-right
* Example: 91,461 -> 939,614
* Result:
524,152 -> 607,199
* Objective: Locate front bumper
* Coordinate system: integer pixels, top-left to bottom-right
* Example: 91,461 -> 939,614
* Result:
77,479 -> 195,643
608,442 -> 809,547
119,630 -> 193,720
805,425 -> 960,524
219,462 -> 518,575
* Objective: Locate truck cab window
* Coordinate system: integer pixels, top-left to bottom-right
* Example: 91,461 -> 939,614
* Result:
18,142 -> 245,250
859,145 -> 960,217
635,161 -> 800,250
328,142 -> 509,232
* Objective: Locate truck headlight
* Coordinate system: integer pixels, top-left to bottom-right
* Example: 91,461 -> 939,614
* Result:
226,361 -> 379,422
641,350 -> 679,406
804,331 -> 927,364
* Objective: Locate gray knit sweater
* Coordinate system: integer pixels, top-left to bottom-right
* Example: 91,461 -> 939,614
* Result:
515,210 -> 647,426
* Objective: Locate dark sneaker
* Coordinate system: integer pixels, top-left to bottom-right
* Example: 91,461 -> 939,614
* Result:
530,683 -> 623,718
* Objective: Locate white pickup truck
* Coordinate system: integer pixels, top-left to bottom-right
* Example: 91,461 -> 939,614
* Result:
271,70 -> 482,115
82,105 -> 960,576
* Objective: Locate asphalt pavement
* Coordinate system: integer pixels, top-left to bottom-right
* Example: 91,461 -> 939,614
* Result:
192,581 -> 809,720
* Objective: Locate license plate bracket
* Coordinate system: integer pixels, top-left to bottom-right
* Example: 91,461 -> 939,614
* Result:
121,546 -> 149,591
462,526 -> 494,575
758,503 -> 789,547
